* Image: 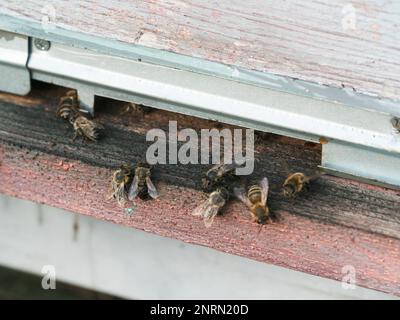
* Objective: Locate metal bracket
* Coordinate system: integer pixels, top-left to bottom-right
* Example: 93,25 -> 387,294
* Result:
321,142 -> 400,189
73,83 -> 95,116
0,30 -> 30,95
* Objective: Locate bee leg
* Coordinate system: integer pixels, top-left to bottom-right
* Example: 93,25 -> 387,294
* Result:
85,133 -> 96,142
73,129 -> 85,142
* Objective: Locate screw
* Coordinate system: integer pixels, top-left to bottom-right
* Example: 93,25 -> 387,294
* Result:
34,38 -> 51,51
391,117 -> 400,132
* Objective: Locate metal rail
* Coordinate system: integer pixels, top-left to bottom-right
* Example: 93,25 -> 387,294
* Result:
0,29 -> 400,188
0,30 -> 30,95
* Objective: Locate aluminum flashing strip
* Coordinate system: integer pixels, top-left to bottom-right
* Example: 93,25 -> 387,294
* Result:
0,30 -> 30,95
28,41 -> 400,151
321,142 -> 400,188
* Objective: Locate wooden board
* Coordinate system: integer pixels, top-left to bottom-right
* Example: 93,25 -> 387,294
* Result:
0,82 -> 399,295
0,0 -> 399,102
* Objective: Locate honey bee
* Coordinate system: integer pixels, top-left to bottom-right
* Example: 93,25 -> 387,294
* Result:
57,90 -> 103,141
254,131 -> 271,144
202,162 -> 240,192
121,103 -> 152,116
69,113 -> 104,142
109,164 -> 133,206
128,163 -> 158,200
282,172 -> 320,197
234,177 -> 270,224
192,187 -> 229,228
57,90 -> 79,120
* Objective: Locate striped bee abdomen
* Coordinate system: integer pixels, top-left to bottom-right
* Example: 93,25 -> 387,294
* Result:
248,185 -> 262,203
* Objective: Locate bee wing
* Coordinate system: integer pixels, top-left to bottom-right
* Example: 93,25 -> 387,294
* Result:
191,198 -> 210,217
75,116 -> 102,129
233,186 -> 252,208
209,162 -> 237,176
74,116 -> 88,126
221,162 -> 238,171
145,177 -> 159,199
203,206 -> 220,228
128,175 -> 139,200
192,199 -> 220,227
260,177 -> 269,206
116,186 -> 127,207
221,161 -> 242,173
77,117 -> 103,139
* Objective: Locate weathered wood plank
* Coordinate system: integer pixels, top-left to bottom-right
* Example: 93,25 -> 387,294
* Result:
0,82 -> 399,295
1,0 -> 399,101
1,135 -> 400,296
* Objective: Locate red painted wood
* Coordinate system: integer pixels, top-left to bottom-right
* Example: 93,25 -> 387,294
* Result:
1,143 -> 399,296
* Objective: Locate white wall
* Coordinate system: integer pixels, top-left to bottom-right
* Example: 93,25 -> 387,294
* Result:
0,194 -> 396,300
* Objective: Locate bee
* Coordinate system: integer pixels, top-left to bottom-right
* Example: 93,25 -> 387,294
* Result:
121,103 -> 153,116
57,90 -> 80,120
234,177 -> 270,224
128,163 -> 158,200
282,172 -> 320,197
69,113 -> 104,142
192,187 -> 229,228
57,90 -> 103,141
109,164 -> 133,206
254,131 -> 271,144
202,162 -> 240,192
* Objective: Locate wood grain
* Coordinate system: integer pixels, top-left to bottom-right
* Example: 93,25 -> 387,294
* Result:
0,129 -> 400,296
0,82 -> 400,295
1,0 -> 399,101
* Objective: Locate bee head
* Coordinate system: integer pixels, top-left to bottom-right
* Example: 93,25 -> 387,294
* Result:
254,206 -> 268,224
282,184 -> 295,197
202,176 -> 213,191
120,164 -> 132,172
136,166 -> 150,179
114,164 -> 132,182
115,170 -> 128,183
218,187 -> 229,200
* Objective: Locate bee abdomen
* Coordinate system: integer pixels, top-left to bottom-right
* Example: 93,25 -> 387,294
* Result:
248,185 -> 262,202
57,105 -> 78,119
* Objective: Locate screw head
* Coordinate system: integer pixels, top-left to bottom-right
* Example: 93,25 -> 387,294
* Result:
34,38 -> 51,51
391,117 -> 400,131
